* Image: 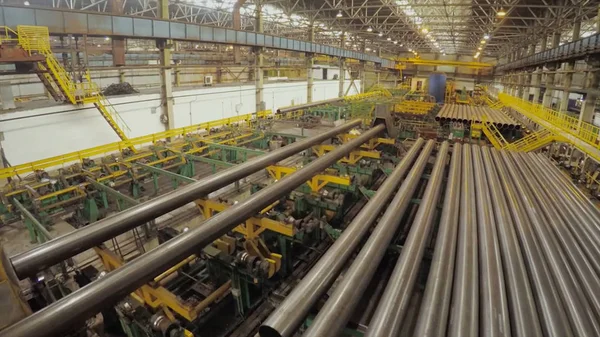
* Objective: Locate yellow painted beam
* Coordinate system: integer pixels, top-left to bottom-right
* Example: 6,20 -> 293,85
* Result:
396,58 -> 493,69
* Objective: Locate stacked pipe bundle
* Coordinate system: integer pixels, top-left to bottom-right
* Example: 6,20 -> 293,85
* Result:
435,104 -> 520,129
261,144 -> 600,337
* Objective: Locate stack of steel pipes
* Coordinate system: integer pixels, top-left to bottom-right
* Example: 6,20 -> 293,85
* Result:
260,144 -> 600,337
0,120 -> 379,337
435,104 -> 520,129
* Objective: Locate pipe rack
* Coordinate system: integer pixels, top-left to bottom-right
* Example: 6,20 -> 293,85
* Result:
9,120 -> 362,279
0,123 -> 385,337
259,138 -> 426,337
435,104 -> 520,129
260,144 -> 600,337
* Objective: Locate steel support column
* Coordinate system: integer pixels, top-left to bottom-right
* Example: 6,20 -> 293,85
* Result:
540,34 -> 548,51
255,0 -> 264,112
542,66 -> 557,108
532,68 -> 542,103
232,0 -> 246,64
158,0 -> 174,130
552,32 -> 561,48
573,20 -> 581,41
307,26 -> 314,103
338,33 -> 346,98
580,61 -> 600,128
560,62 -> 574,112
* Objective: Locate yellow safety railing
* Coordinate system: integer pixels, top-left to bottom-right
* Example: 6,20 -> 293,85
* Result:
6,25 -> 133,142
393,101 -> 436,115
498,93 -> 600,161
479,115 -> 508,149
504,128 -> 563,152
0,111 -> 272,180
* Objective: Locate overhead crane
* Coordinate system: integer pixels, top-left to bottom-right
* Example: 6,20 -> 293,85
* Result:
395,57 -> 495,70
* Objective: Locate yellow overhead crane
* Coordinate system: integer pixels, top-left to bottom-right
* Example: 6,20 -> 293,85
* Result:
395,57 -> 494,70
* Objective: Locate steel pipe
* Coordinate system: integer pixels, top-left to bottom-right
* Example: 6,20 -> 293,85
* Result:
407,143 -> 461,337
257,138 -> 426,337
489,149 -> 573,337
363,142 -> 448,337
525,154 -> 600,273
471,146 -> 511,337
514,152 -> 600,323
10,120 -> 362,279
276,98 -> 344,113
534,154 -> 600,235
301,140 -> 437,337
481,147 -> 542,337
0,124 -> 385,337
500,151 -> 599,336
447,144 -> 478,337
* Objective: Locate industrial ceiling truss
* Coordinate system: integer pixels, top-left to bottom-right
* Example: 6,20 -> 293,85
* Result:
5,0 -> 600,58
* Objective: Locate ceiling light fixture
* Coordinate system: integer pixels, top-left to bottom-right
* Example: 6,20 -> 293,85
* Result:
387,37 -> 392,41
478,47 -> 482,50
393,41 -> 398,44
421,28 -> 428,34
474,52 -> 480,58
367,27 -> 373,32
378,32 -> 383,37
336,10 -> 343,17
480,40 -> 486,44
483,34 -> 490,40
497,8 -> 506,17
408,48 -> 413,52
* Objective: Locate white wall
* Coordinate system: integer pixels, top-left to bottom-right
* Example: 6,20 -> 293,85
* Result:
0,80 -> 360,166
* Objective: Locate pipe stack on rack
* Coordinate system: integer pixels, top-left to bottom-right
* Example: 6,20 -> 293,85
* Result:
0,120 -> 377,337
260,144 -> 600,337
435,104 -> 520,129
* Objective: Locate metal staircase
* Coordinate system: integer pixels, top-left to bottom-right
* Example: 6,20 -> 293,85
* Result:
479,115 -> 509,149
1,25 -> 132,144
505,129 -> 561,152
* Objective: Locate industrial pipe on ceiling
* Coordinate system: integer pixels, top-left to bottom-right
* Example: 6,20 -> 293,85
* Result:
9,119 -> 362,279
302,140 -> 438,337
258,138 -> 426,337
0,123 -> 385,337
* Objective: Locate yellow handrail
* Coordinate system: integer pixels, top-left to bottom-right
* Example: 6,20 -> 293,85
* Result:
498,93 -> 600,161
0,110 -> 272,180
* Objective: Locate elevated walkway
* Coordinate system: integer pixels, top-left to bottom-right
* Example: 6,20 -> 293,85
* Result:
497,93 -> 600,162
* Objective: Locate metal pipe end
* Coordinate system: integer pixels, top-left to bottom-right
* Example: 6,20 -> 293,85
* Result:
259,326 -> 284,337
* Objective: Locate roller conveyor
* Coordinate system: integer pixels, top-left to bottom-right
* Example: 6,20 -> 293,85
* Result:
260,144 -> 600,337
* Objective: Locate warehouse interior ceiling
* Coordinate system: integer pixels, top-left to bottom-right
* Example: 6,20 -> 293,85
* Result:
8,0 -> 600,59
